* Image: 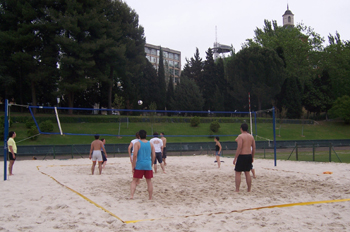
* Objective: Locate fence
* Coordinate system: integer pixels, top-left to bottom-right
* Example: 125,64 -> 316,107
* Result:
1,139 -> 349,162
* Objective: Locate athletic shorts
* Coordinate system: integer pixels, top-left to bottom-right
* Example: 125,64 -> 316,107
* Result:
154,152 -> 163,164
162,148 -> 167,159
215,151 -> 221,156
235,154 -> 252,172
8,153 -> 17,161
133,169 -> 153,179
101,151 -> 107,162
91,150 -> 103,162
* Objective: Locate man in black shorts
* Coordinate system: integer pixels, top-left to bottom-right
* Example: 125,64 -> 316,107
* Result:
233,123 -> 256,192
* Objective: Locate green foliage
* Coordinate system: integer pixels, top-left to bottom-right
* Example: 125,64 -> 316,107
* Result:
190,117 -> 200,127
27,126 -> 39,140
0,116 -> 4,140
171,77 -> 204,111
245,20 -> 324,83
323,32 -> 350,100
26,118 -> 36,129
277,76 -> 303,119
303,70 -> 333,115
113,94 -> 125,110
227,46 -> 286,110
329,95 -> 350,124
210,121 -> 220,133
40,120 -> 54,132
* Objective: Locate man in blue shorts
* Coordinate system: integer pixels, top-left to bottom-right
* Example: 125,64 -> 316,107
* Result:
233,123 -> 256,192
130,130 -> 155,200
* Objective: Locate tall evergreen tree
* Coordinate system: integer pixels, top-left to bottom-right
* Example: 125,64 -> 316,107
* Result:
140,60 -> 158,108
157,47 -> 166,109
171,76 -> 204,111
166,75 -> 175,110
182,48 -> 203,87
202,48 -> 217,110
227,46 -> 285,111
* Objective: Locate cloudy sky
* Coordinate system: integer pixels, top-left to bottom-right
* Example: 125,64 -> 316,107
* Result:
124,0 -> 350,68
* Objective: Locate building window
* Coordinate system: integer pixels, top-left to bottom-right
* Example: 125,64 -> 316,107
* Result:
169,53 -> 174,59
151,49 -> 157,55
174,61 -> 179,68
163,51 -> 168,58
288,16 -> 291,23
169,60 -> 174,67
174,54 -> 179,60
157,50 -> 160,56
146,56 -> 151,62
145,47 -> 150,54
175,69 -> 179,76
151,56 -> 156,63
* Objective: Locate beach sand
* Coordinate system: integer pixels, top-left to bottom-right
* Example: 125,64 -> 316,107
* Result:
1,155 -> 350,231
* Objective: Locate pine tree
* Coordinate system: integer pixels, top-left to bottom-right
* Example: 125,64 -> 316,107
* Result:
157,47 -> 167,109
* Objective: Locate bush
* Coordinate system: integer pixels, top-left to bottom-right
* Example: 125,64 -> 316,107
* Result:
329,95 -> 350,124
27,125 -> 39,140
190,116 -> 200,127
210,121 -> 220,133
26,118 -> 35,129
40,120 -> 54,132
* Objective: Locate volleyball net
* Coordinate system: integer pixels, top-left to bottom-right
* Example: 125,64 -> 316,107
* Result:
13,105 -> 260,138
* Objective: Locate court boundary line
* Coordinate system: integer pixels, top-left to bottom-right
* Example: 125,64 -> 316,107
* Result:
37,164 -> 350,224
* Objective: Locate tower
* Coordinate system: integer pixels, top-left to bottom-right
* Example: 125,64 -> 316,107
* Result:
282,4 -> 294,27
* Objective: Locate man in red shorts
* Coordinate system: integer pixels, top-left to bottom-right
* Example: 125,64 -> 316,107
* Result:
130,130 -> 155,200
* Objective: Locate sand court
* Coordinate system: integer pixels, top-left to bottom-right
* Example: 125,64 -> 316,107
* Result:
1,156 -> 350,231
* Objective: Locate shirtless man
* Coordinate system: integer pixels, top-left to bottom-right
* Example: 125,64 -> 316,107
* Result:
233,123 -> 256,192
160,132 -> 167,165
89,135 -> 107,175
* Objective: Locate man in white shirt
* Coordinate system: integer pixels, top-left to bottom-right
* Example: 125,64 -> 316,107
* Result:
150,132 -> 165,173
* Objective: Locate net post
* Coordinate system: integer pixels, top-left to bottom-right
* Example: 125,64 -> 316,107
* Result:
272,107 -> 277,166
54,107 -> 63,135
3,99 -> 9,181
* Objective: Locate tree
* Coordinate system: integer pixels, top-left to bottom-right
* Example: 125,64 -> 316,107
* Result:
182,48 -> 203,87
157,47 -> 167,109
245,20 -> 324,84
322,32 -> 350,99
329,95 -> 350,124
277,76 -> 303,119
166,75 -> 175,110
226,46 -> 286,111
202,48 -> 217,110
139,60 -> 158,108
303,70 -> 333,117
171,76 -> 204,111
0,0 -> 60,109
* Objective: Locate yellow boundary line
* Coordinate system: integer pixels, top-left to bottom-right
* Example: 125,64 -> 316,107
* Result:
37,164 -> 350,224
36,166 -> 125,223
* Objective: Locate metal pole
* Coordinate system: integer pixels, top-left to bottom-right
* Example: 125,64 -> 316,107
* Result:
296,143 -> 298,161
4,99 -> 9,181
329,143 -> 332,162
272,107 -> 277,166
312,143 -> 315,161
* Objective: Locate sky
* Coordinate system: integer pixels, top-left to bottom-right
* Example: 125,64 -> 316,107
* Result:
124,0 -> 350,69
